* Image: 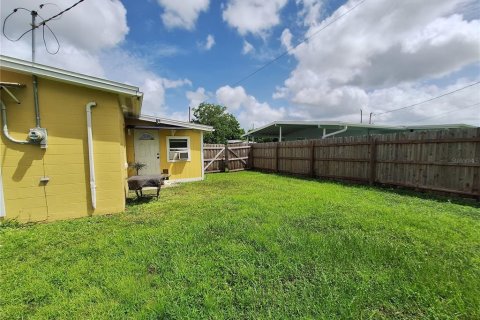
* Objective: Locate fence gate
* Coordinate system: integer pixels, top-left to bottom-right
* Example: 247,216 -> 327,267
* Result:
203,143 -> 251,173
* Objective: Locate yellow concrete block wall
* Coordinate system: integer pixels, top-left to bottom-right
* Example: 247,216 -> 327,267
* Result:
159,129 -> 202,180
125,123 -> 203,180
0,69 -> 126,222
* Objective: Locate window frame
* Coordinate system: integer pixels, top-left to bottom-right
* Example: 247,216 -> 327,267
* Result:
166,136 -> 191,162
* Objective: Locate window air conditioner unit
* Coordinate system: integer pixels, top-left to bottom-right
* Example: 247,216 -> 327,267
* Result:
169,151 -> 188,160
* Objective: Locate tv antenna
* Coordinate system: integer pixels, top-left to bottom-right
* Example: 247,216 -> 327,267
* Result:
2,1 -> 85,62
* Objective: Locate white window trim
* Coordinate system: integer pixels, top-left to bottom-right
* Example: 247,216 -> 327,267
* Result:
166,136 -> 191,162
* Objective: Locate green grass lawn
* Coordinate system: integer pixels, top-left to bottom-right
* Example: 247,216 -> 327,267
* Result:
1,172 -> 479,319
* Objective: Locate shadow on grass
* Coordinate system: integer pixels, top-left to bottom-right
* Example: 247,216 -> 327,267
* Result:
126,196 -> 159,206
254,170 -> 480,209
0,218 -> 22,230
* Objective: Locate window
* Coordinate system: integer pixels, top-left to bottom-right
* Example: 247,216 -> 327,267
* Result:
167,136 -> 190,162
139,133 -> 155,140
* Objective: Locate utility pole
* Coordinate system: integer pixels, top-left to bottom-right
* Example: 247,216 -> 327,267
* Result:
188,106 -> 191,122
360,109 -> 363,123
369,112 -> 373,124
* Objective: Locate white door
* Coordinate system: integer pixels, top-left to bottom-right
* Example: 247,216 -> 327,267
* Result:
134,129 -> 161,175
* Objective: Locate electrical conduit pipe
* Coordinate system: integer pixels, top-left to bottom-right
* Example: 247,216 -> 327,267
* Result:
86,101 -> 97,209
0,99 -> 32,145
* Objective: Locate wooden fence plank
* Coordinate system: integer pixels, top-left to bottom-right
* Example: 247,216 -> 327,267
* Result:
310,141 -> 315,177
224,143 -> 229,171
248,128 -> 480,198
369,138 -> 377,185
203,142 -> 251,173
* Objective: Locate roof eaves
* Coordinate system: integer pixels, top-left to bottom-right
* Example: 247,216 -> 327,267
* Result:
242,121 -> 408,137
0,55 -> 143,98
136,114 -> 215,132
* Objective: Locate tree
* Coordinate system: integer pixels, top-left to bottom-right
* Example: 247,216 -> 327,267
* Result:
192,103 -> 245,143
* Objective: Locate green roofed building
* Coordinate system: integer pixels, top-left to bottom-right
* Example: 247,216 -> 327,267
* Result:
243,121 -> 476,142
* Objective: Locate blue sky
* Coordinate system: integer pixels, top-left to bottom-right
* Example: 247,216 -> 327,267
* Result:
1,0 -> 479,128
120,0 -> 300,107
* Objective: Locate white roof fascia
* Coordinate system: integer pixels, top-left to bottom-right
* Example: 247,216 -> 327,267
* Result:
137,114 -> 214,132
242,120 -> 476,137
242,121 -> 355,137
242,121 -> 280,137
0,55 -> 143,98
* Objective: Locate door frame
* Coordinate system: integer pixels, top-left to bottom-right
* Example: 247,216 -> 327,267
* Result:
133,129 -> 161,175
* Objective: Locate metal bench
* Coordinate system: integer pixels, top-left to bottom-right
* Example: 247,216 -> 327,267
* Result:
127,174 -> 170,199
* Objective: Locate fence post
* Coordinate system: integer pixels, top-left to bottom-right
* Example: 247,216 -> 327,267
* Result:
369,138 -> 377,185
248,144 -> 254,169
275,142 -> 280,173
310,141 -> 315,177
224,143 -> 229,172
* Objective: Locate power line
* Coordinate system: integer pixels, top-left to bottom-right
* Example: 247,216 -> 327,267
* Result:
375,80 -> 480,116
2,0 -> 85,57
38,3 -> 63,21
410,102 -> 480,123
34,0 -> 84,31
230,0 -> 368,87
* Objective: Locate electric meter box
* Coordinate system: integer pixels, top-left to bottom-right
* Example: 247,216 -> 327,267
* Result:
28,127 -> 48,148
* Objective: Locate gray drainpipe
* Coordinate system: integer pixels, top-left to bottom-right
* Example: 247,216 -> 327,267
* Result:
0,92 -> 32,145
33,75 -> 41,127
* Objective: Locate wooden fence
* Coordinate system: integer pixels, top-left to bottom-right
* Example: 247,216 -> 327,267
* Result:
203,143 -> 251,173
251,128 -> 480,198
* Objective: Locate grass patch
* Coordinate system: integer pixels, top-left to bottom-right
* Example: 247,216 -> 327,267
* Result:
1,171 -> 479,319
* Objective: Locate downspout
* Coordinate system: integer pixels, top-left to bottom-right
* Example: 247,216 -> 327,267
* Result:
86,102 -> 97,209
322,125 -> 348,139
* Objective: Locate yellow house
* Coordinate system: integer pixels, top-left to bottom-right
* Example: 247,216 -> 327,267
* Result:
0,55 -> 213,222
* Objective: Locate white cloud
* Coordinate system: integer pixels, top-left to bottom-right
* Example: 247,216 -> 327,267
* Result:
274,0 -> 480,125
222,0 -> 288,36
1,0 -> 128,69
280,28 -> 293,50
186,87 -> 210,107
0,0 -> 191,117
162,78 -> 192,89
296,0 -> 324,26
156,0 -> 209,30
98,50 -> 192,116
242,40 -> 255,54
369,80 -> 480,125
216,85 -> 286,128
168,110 -> 190,122
198,34 -> 215,50
216,86 -> 246,111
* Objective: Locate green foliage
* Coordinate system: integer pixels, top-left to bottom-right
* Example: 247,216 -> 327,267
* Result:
128,162 -> 146,175
192,103 -> 245,143
1,172 -> 479,319
0,218 -> 21,229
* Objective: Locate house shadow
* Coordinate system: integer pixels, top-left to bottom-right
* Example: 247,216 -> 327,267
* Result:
256,170 -> 480,210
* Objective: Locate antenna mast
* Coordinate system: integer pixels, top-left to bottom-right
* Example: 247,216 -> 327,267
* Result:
31,10 -> 38,62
